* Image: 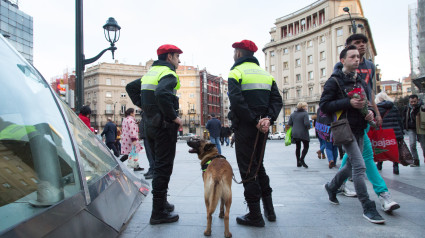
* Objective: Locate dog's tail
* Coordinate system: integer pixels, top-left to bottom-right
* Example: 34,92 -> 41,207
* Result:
205,178 -> 222,214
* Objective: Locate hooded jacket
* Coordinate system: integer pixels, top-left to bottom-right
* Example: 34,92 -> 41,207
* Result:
319,67 -> 372,136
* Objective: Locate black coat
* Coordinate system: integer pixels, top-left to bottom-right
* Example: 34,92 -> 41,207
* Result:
101,121 -> 117,143
401,102 -> 424,130
319,68 -> 372,136
377,101 -> 403,139
288,109 -> 310,141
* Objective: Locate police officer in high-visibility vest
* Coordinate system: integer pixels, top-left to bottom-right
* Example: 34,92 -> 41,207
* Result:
126,44 -> 183,225
228,40 -> 283,227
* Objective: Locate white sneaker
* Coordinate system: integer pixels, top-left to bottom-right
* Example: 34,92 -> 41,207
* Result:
378,192 -> 400,212
338,184 -> 357,197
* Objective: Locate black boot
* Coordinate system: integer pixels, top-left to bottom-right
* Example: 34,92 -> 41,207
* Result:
165,200 -> 175,212
262,196 -> 276,221
297,158 -> 302,167
236,201 -> 265,227
150,197 -> 179,225
393,163 -> 399,174
300,159 -> 308,168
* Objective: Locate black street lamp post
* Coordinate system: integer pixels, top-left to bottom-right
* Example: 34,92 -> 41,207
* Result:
343,7 -> 357,34
76,0 -> 121,113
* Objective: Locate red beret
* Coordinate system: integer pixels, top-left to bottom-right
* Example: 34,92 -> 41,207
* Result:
157,44 -> 183,56
232,40 -> 258,52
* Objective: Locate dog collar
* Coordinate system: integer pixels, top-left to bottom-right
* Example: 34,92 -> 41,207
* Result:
201,155 -> 226,172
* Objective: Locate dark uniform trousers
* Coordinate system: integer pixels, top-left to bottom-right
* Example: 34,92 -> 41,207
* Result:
145,120 -> 178,199
235,121 -> 272,203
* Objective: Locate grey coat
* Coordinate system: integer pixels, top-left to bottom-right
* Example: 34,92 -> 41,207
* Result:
288,109 -> 310,142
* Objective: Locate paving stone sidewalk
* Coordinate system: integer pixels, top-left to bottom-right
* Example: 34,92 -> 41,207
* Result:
120,138 -> 425,238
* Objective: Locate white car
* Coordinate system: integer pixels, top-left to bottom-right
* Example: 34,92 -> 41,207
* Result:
269,132 -> 285,140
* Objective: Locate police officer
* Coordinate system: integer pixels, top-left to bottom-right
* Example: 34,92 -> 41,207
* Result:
228,40 -> 283,227
126,44 -> 183,225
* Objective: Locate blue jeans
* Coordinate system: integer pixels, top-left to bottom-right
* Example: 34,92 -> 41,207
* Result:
210,136 -> 222,154
340,125 -> 388,196
325,141 -> 338,163
319,137 -> 326,154
224,137 -> 230,146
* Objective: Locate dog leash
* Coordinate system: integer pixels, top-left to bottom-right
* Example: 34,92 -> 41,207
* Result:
232,130 -> 268,184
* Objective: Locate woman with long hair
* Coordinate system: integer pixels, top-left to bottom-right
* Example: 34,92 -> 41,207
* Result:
120,108 -> 143,171
288,102 -> 311,168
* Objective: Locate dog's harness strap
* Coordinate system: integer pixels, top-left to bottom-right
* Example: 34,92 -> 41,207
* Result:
201,155 -> 226,172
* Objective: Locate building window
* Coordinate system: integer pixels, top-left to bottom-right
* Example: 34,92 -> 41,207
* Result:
296,89 -> 301,97
309,87 -> 313,96
284,76 -> 289,84
321,68 -> 326,78
283,62 -> 289,69
190,81 -> 194,86
106,91 -> 112,98
121,79 -> 126,86
94,79 -> 97,85
407,87 -> 412,92
308,40 -> 313,47
88,79 -> 91,86
296,74 -> 301,82
295,44 -> 301,51
320,51 -> 326,60
190,93 -> 194,98
87,93 -> 91,99
271,65 -> 275,72
283,48 -> 288,54
308,105 -> 316,113
336,27 -> 343,36
320,35 -> 325,43
295,59 -> 301,67
308,55 -> 313,64
94,92 -> 97,98
106,78 -> 112,85
270,51 -> 275,57
106,104 -> 112,111
308,71 -> 313,80
121,105 -> 126,114
120,92 -> 126,98
337,45 -> 344,55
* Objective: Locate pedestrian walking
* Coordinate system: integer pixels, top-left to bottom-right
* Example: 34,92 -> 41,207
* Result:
101,117 -> 119,157
126,44 -> 182,225
288,102 -> 310,168
223,124 -> 232,146
321,45 -> 385,224
401,94 -> 425,167
334,34 -> 399,212
228,39 -> 282,227
375,92 -> 404,174
312,114 -> 326,160
120,108 -> 143,171
206,114 -> 222,154
78,105 -> 94,132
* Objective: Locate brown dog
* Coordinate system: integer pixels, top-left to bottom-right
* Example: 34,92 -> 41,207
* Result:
187,139 -> 232,238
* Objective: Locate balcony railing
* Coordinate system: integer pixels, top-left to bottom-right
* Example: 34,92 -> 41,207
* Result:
91,110 -> 97,115
105,110 -> 114,115
188,109 -> 196,114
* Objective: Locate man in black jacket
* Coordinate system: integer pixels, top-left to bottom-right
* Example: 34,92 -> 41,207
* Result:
321,45 -> 385,224
126,44 -> 183,225
101,118 -> 118,157
228,40 -> 282,227
401,94 -> 425,167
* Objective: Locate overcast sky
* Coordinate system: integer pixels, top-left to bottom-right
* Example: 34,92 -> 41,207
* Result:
19,0 -> 414,83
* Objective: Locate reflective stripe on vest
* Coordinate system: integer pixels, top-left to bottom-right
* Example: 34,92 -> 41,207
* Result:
0,124 -> 37,141
141,66 -> 180,95
229,62 -> 274,91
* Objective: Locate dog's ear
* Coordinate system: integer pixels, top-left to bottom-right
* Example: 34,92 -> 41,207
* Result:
204,143 -> 216,152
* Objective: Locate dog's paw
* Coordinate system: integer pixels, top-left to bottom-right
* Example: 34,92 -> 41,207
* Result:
225,231 -> 232,238
204,230 -> 211,236
219,211 -> 224,218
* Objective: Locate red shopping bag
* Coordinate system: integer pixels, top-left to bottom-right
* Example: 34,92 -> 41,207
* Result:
367,127 -> 399,163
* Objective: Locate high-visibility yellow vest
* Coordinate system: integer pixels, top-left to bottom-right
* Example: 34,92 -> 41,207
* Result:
141,66 -> 180,95
0,124 -> 37,141
228,62 -> 274,91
